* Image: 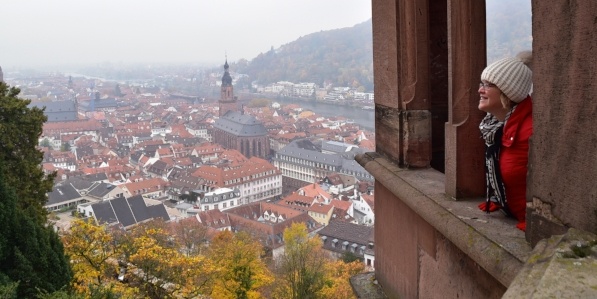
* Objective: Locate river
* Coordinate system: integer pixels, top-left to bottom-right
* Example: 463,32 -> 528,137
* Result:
64,73 -> 376,131
272,97 -> 375,131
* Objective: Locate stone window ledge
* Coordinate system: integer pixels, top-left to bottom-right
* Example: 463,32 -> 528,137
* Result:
356,152 -> 533,287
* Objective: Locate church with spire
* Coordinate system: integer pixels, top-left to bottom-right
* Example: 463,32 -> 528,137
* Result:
212,59 -> 270,159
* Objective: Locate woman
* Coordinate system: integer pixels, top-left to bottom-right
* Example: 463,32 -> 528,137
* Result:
477,51 -> 533,231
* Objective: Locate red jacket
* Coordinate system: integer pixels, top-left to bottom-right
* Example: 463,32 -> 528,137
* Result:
500,96 -> 532,222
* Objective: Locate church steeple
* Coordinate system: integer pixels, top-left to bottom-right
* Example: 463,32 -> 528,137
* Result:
221,58 -> 233,87
219,57 -> 237,116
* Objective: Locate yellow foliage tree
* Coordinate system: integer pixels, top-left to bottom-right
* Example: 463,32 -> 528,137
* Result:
64,218 -> 214,298
62,218 -> 139,298
207,230 -> 274,299
274,222 -> 330,299
273,223 -> 366,299
171,218 -> 210,256
319,260 -> 364,299
124,223 -> 212,298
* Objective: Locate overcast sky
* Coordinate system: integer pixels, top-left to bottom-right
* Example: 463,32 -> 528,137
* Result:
0,0 -> 371,70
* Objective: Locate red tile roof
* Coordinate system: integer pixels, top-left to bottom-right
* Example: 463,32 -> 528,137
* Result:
122,177 -> 168,195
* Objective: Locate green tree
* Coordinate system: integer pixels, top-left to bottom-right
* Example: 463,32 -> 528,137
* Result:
179,192 -> 199,204
274,223 -> 329,299
0,82 -> 55,224
0,279 -> 18,299
40,138 -> 52,149
0,163 -> 72,298
114,84 -> 123,97
60,142 -> 71,152
340,251 -> 361,263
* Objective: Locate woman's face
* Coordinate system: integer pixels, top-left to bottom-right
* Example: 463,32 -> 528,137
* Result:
478,81 -> 503,114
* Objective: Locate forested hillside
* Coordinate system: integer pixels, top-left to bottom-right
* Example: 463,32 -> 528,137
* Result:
233,19 -> 374,92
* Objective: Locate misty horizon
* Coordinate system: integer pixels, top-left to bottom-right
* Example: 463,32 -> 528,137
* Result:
1,0 -> 372,71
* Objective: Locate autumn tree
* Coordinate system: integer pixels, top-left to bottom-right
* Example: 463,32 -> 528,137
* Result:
207,230 -> 274,299
123,221 -> 212,298
64,218 -> 213,298
0,82 -> 55,224
129,235 -> 187,298
274,223 -> 329,299
62,218 -> 138,298
247,98 -> 271,108
171,218 -> 210,256
128,219 -> 173,249
319,260 -> 364,299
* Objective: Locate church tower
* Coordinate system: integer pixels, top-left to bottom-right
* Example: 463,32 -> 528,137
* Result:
213,58 -> 270,159
219,59 -> 238,117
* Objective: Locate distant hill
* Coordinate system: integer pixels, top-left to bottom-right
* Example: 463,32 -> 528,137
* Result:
232,19 -> 373,92
227,0 -> 532,94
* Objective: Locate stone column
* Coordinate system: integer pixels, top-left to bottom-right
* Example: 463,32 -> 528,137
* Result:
527,0 -> 597,245
444,0 -> 487,198
373,0 -> 431,168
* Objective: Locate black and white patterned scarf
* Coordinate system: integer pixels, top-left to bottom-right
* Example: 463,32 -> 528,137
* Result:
479,106 -> 517,216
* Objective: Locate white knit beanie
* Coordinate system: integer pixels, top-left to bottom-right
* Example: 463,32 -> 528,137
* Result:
481,51 -> 533,103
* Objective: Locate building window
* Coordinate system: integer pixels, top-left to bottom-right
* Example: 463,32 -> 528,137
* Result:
342,241 -> 349,250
